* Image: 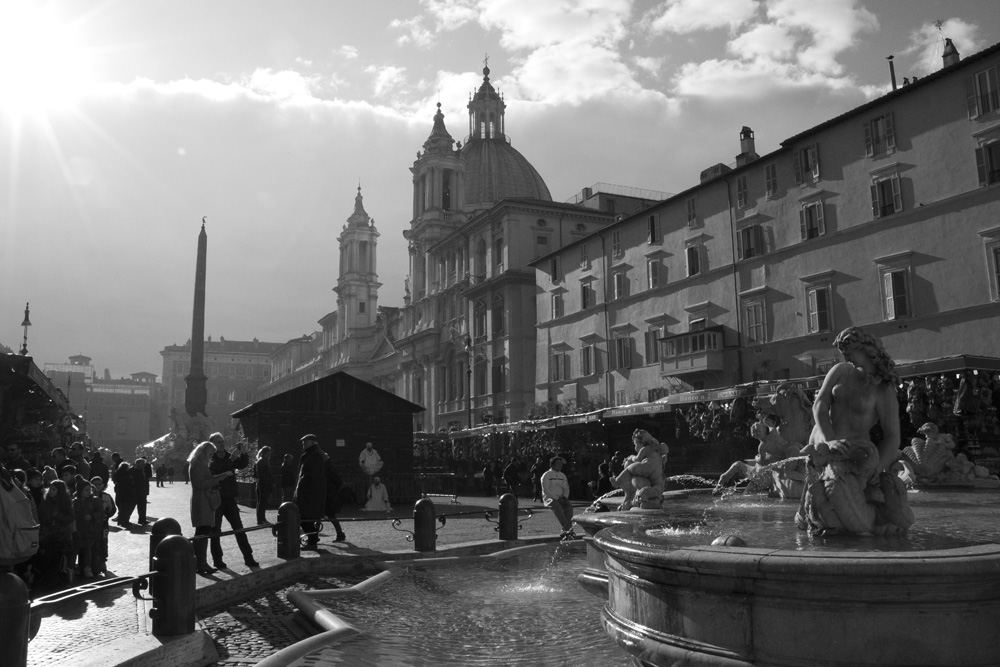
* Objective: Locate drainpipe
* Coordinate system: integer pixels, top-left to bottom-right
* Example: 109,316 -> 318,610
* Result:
725,174 -> 744,384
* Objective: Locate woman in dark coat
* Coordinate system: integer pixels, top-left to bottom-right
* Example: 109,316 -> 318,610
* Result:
187,441 -> 232,575
254,446 -> 274,525
294,435 -> 327,548
112,461 -> 135,527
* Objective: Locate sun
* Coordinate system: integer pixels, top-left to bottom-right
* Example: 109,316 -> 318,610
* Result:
0,3 -> 94,117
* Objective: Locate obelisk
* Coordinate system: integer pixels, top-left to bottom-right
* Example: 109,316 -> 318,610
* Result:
185,218 -> 208,417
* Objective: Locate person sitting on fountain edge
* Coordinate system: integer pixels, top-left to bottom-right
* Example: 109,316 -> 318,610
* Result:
541,456 -> 577,539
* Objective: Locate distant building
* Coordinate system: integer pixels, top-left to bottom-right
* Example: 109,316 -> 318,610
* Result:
159,337 -> 282,438
535,38 -> 1000,407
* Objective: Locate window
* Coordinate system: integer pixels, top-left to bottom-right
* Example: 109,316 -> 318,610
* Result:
864,113 -> 896,156
549,351 -> 569,382
579,244 -> 590,270
644,328 -> 662,364
647,258 -> 661,289
615,337 -> 632,370
413,373 -> 424,404
975,141 -> 1000,186
982,229 -> 1000,301
966,64 -> 999,118
736,223 -> 765,260
686,198 -> 697,227
245,389 -> 253,402
116,417 -> 127,435
492,358 -> 506,393
550,257 -> 559,283
580,282 -> 592,309
491,294 -> 505,336
793,144 -> 820,183
765,163 -> 777,197
881,269 -> 911,320
494,238 -> 504,269
689,318 -> 706,332
736,175 -> 749,208
647,214 -> 660,243
473,300 -> 486,338
551,293 -> 564,319
581,345 -> 594,376
744,299 -> 765,343
870,173 -> 902,217
806,286 -> 832,333
686,244 -> 701,276
359,301 -> 366,313
536,235 -> 548,253
612,231 -> 623,258
228,389 -> 236,403
613,272 -> 628,300
800,201 -> 825,240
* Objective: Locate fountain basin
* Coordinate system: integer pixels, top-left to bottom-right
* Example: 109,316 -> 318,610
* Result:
595,519 -> 1000,666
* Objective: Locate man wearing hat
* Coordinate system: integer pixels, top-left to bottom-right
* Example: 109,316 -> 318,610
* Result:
294,434 -> 329,548
208,432 -> 259,568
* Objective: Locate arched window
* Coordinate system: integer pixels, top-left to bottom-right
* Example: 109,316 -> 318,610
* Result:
491,294 -> 505,337
474,300 -> 487,339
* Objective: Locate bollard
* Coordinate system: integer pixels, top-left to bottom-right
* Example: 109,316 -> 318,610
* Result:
149,534 -> 196,637
276,502 -> 301,560
0,573 -> 29,667
149,517 -> 183,597
498,493 -> 518,540
413,497 -> 437,552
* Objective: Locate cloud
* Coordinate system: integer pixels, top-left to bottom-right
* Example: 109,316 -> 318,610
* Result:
904,18 -> 981,76
479,0 -> 630,50
244,68 -> 322,103
764,0 -> 878,75
633,55 -> 664,76
390,16 -> 434,48
646,0 -> 758,35
727,23 -> 796,61
422,0 -> 480,29
339,45 -> 359,60
672,57 -> 854,99
366,65 -> 409,98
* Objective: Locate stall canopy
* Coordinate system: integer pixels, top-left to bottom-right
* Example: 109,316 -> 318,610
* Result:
894,355 -> 1000,378
0,354 -> 72,413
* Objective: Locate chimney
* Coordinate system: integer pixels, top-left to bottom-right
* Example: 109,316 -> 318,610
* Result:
735,126 -> 758,167
887,55 -> 897,91
942,38 -> 960,68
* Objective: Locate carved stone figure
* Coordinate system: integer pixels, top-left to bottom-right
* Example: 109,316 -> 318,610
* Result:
613,429 -> 669,510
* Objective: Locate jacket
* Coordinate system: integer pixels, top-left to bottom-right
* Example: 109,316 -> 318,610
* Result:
294,443 -> 327,519
209,449 -> 249,499
189,458 -> 226,528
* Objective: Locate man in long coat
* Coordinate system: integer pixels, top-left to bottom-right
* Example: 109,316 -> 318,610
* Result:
294,434 -> 327,548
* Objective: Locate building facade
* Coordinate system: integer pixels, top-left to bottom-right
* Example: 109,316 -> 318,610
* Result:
536,40 -> 1000,407
160,338 -> 282,437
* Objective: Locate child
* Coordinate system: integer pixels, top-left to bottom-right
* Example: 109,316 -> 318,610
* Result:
90,476 -> 116,575
73,480 -> 104,578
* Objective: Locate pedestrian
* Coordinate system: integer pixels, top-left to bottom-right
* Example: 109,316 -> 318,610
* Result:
89,452 -> 110,487
155,463 -> 165,488
207,432 -> 259,569
131,458 -> 151,525
254,446 -> 273,525
187,441 -> 233,575
280,453 -> 297,503
295,434 -> 327,548
4,442 -> 33,472
67,442 -> 91,480
38,479 -> 76,583
90,476 -> 115,575
112,461 -> 135,527
502,457 -> 520,496
529,455 -> 546,502
482,462 -> 493,495
541,456 -> 577,539
363,476 -> 391,512
358,441 -> 383,486
324,455 -> 347,542
73,481 -> 103,578
110,452 -> 123,474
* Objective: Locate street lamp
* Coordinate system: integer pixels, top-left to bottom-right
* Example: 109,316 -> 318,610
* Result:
19,302 -> 31,356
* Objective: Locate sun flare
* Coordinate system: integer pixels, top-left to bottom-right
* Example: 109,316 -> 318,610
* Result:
0,4 -> 94,116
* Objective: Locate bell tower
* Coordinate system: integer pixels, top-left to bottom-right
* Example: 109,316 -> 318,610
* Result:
334,186 -> 381,342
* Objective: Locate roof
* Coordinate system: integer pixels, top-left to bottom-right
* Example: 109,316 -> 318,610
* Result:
161,338 -> 284,355
460,138 -> 552,206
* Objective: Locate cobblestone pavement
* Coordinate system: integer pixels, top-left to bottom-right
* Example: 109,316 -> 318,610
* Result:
26,481 -> 578,667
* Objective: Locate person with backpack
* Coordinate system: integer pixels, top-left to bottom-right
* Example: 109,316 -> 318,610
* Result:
0,465 -> 40,579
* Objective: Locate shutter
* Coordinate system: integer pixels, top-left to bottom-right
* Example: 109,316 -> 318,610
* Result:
864,121 -> 873,156
966,75 -> 980,118
799,208 -> 807,239
884,113 -> 896,151
891,175 -> 902,213
793,151 -> 802,183
815,203 -> 825,236
976,147 -> 988,187
893,271 -> 909,317
817,289 -> 829,330
884,272 -> 896,320
990,66 -> 1000,112
807,289 -> 818,332
754,224 -> 765,255
811,145 -> 820,179
871,183 -> 880,218
564,353 -> 571,381
736,229 -> 745,260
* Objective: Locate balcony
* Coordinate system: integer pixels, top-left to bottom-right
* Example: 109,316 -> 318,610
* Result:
659,326 -> 726,377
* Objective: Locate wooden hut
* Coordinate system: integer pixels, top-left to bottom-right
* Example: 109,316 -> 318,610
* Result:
232,371 -> 423,504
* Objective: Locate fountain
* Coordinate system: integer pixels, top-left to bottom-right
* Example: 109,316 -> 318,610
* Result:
577,328 -> 1000,666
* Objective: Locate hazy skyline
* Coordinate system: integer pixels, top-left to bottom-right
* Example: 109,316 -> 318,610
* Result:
3,0 -> 999,378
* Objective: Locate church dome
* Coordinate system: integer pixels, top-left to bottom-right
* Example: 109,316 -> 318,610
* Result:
460,139 -> 552,206
460,63 -> 552,207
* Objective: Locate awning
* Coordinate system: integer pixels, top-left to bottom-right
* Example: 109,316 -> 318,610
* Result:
0,353 -> 72,412
894,355 -> 1000,378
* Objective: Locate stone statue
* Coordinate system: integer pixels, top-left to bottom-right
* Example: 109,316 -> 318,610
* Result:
613,429 -> 669,510
797,327 -> 914,536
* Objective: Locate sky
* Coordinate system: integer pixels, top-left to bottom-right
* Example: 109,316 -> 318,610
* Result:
2,0 -> 999,379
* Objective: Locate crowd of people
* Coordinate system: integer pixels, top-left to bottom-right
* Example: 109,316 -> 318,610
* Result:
0,440 -> 156,588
